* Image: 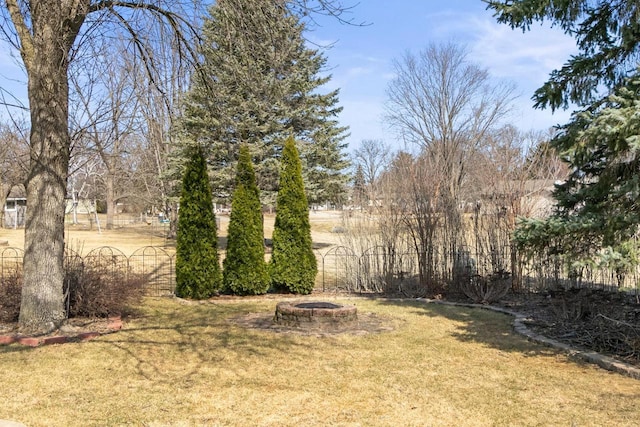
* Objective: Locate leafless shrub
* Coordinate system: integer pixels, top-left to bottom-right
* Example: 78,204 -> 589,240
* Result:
64,259 -> 147,318
397,273 -> 430,298
549,288 -> 593,322
545,288 -> 640,362
589,314 -> 640,361
460,270 -> 511,304
0,261 -> 147,321
0,269 -> 22,322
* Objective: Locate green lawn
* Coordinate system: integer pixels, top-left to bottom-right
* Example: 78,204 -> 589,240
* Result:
0,298 -> 638,426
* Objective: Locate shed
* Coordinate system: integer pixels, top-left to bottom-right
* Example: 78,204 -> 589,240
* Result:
4,197 -> 26,228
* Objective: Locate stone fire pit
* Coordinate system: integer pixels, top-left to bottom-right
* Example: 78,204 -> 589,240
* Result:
274,301 -> 357,327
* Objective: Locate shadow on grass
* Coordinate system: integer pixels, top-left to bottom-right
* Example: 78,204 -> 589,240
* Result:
0,345 -> 33,355
90,300 -> 320,384
377,298 -> 562,358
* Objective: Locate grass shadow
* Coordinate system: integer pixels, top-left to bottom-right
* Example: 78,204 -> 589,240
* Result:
377,298 -> 563,358
91,300 -> 322,384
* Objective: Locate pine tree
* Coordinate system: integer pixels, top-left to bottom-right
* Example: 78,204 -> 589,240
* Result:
270,136 -> 317,294
182,0 -> 349,206
352,164 -> 367,209
515,74 -> 640,257
175,146 -> 222,299
489,1 -> 640,260
487,0 -> 640,111
223,145 -> 269,295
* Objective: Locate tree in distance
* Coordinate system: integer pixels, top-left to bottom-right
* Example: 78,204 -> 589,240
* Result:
181,0 -> 350,206
270,136 -> 317,294
223,145 -> 269,295
175,146 -> 222,299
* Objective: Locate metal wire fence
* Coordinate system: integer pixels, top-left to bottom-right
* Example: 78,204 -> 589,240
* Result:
314,245 -> 640,295
1,245 -> 638,297
1,246 -> 175,296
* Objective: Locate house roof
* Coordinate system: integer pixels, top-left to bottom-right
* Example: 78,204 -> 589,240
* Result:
7,185 -> 25,198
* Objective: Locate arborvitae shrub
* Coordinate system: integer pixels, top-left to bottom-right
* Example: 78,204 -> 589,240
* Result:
223,145 -> 269,295
175,146 -> 222,299
270,136 -> 317,294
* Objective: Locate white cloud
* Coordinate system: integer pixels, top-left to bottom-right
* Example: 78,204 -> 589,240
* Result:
422,12 -> 578,131
467,17 -> 577,84
421,11 -> 577,85
510,97 -> 573,131
320,4 -> 580,143
468,18 -> 578,130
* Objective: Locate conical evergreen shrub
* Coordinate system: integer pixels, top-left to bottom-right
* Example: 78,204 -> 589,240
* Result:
223,145 -> 269,295
270,136 -> 317,294
175,146 -> 222,299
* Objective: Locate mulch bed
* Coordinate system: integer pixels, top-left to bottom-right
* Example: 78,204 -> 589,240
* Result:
485,288 -> 640,367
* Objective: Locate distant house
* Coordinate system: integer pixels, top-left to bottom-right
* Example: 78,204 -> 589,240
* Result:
479,179 -> 557,218
2,185 -> 26,228
65,198 -> 96,215
4,197 -> 26,229
2,191 -> 101,228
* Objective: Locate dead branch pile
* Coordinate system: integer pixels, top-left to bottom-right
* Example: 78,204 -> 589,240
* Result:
548,288 -> 640,363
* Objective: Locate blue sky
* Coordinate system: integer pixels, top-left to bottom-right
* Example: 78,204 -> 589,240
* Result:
0,1 -> 578,154
306,0 -> 578,153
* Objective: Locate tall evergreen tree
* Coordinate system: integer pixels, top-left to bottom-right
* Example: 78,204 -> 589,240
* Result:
182,0 -> 350,206
223,145 -> 269,295
515,74 -> 640,256
175,146 -> 222,299
270,136 -> 317,294
487,0 -> 640,111
488,1 -> 640,259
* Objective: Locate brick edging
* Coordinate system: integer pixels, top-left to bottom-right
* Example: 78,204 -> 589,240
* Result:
417,298 -> 640,380
0,315 -> 122,348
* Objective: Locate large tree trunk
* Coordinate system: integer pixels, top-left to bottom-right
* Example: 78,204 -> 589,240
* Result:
16,3 -> 83,333
19,65 -> 70,332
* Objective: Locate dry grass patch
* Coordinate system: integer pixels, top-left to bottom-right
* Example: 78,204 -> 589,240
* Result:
0,298 -> 638,426
0,210 -> 344,255
0,224 -> 171,256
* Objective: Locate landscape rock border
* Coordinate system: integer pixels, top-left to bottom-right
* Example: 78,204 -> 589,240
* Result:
0,315 -> 123,348
417,298 -> 640,380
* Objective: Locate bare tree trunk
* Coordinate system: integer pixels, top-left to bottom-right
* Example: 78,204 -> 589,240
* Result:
106,172 -> 115,230
19,37 -> 72,332
167,201 -> 178,239
0,183 -> 10,229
